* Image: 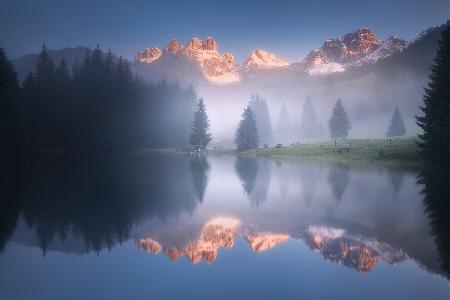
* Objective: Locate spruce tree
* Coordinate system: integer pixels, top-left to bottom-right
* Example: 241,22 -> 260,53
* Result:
190,98 -> 212,151
386,107 -> 406,137
0,48 -> 18,95
235,106 -> 259,152
416,25 -> 450,163
0,48 -> 20,140
35,44 -> 55,91
56,59 -> 71,92
249,94 -> 272,145
328,99 -> 351,141
276,102 -> 291,133
300,95 -> 320,139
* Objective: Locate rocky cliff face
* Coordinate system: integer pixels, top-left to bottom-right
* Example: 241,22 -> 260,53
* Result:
136,28 -> 410,82
136,37 -> 289,84
136,47 -> 162,63
303,28 -> 408,75
136,37 -> 240,84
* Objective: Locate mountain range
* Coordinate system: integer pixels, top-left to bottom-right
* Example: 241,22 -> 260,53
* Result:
10,22 -> 448,85
133,26 -> 433,84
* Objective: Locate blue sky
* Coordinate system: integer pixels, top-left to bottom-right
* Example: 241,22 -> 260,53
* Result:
1,0 -> 449,62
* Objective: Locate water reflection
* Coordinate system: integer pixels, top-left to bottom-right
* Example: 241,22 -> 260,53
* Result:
387,166 -> 406,195
418,167 -> 450,279
234,156 -> 258,196
327,163 -> 350,202
189,155 -> 210,202
0,153 -> 449,281
0,153 -> 205,254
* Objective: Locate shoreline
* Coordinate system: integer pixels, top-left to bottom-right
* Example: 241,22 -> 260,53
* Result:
145,137 -> 424,167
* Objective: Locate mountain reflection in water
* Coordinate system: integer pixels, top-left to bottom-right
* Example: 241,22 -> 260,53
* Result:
0,153 -> 449,280
135,217 -> 404,272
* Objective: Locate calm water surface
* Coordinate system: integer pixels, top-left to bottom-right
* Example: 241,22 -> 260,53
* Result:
0,154 -> 449,300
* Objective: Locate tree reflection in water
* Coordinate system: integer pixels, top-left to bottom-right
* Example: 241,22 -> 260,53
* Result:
419,167 -> 450,279
0,153 -> 205,255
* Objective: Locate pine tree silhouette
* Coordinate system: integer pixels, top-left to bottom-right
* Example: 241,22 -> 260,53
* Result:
190,98 -> 212,151
416,25 -> 450,163
235,106 -> 259,152
249,94 -> 272,145
328,99 -> 351,141
386,107 -> 406,137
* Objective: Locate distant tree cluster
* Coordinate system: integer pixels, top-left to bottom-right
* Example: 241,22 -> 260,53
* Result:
0,45 -> 196,150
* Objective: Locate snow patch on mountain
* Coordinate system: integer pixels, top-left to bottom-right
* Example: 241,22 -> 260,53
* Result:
307,62 -> 345,75
303,28 -> 408,75
353,36 -> 408,66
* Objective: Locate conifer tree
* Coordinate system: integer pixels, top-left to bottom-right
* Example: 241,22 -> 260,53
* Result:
35,44 -> 55,91
56,59 -> 71,92
416,25 -> 450,163
300,95 -> 321,139
328,99 -> 351,141
190,98 -> 212,151
0,47 -> 21,139
276,102 -> 291,133
249,94 -> 272,145
235,106 -> 259,152
386,107 -> 406,137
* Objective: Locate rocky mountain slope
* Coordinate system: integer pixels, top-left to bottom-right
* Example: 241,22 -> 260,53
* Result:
136,37 -> 289,84
302,28 -> 408,75
134,26 -> 437,83
10,22 -> 448,85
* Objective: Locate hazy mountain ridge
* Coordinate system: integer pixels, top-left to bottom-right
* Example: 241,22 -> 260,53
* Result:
10,22 -> 447,86
133,24 -> 445,84
11,46 -> 120,81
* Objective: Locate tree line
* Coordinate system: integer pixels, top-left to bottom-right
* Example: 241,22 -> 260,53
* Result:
0,45 -> 196,150
191,94 -> 408,153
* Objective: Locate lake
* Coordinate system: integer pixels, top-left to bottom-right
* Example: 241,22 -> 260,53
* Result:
0,153 -> 449,300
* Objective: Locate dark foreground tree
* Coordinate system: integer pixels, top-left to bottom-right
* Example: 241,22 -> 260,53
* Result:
235,106 -> 259,152
190,98 -> 212,151
328,99 -> 351,141
249,94 -> 272,145
416,26 -> 450,163
386,107 -> 407,137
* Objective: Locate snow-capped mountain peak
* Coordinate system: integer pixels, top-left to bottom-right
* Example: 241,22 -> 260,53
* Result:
135,28 -> 411,83
136,47 -> 162,63
136,36 -> 240,84
303,28 -> 407,75
241,49 -> 289,73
